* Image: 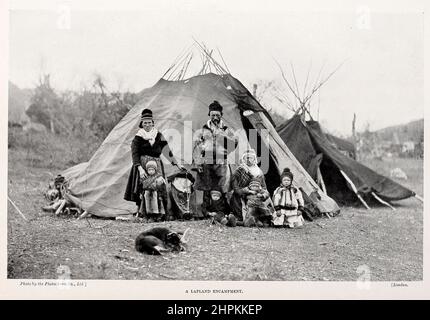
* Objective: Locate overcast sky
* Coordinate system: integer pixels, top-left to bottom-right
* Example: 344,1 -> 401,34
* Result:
8,0 -> 424,135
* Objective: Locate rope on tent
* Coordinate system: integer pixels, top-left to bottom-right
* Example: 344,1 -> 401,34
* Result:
371,192 -> 396,211
339,170 -> 370,210
8,196 -> 28,221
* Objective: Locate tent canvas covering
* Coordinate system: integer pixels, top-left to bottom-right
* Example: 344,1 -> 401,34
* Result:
62,73 -> 339,217
325,133 -> 356,159
276,115 -> 415,205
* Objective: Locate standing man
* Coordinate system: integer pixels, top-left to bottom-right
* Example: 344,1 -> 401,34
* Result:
193,100 -> 238,217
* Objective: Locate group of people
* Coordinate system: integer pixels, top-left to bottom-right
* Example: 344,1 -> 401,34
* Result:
123,101 -> 306,228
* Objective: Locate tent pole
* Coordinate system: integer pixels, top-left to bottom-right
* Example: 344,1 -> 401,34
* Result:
340,170 -> 370,210
357,195 -> 370,210
415,195 -> 423,203
317,167 -> 327,195
371,192 -> 396,211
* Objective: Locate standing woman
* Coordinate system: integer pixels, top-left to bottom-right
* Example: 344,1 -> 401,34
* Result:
124,108 -> 185,221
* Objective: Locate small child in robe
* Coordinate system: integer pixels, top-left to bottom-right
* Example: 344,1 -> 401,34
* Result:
140,160 -> 166,221
272,168 -> 305,228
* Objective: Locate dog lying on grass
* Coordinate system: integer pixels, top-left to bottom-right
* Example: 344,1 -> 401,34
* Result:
135,227 -> 189,255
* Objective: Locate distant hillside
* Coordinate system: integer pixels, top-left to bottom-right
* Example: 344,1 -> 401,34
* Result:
8,81 -> 32,125
373,118 -> 423,143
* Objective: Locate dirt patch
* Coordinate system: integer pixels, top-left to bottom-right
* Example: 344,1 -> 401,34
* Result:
7,149 -> 423,281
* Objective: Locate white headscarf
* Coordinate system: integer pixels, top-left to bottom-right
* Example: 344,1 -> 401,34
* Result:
240,149 -> 262,177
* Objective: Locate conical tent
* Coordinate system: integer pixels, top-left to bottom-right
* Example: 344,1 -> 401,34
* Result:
277,115 -> 416,206
62,71 -> 340,217
272,60 -> 417,208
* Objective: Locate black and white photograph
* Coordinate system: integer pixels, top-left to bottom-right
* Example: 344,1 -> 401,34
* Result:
2,0 -> 428,299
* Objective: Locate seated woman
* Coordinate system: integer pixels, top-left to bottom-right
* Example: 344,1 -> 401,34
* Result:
272,168 -> 305,228
230,149 -> 274,227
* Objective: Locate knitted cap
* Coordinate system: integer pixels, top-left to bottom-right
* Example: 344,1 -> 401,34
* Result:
280,168 -> 294,180
210,190 -> 222,198
208,100 -> 223,114
248,179 -> 262,189
141,108 -> 153,120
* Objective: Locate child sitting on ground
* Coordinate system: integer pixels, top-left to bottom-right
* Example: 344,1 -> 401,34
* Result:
206,189 -> 237,227
272,168 -> 305,228
244,179 -> 273,227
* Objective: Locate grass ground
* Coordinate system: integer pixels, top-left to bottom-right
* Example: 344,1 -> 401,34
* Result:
7,144 -> 423,281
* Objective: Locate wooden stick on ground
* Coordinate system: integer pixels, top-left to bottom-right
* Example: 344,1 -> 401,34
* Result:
55,199 -> 67,215
8,196 -> 28,221
180,227 -> 191,243
415,195 -> 423,203
77,210 -> 90,220
340,170 -> 370,210
371,192 -> 396,211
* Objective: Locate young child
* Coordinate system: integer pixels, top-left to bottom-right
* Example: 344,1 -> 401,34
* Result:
272,168 -> 305,228
140,160 -> 167,221
206,189 -> 237,227
244,179 -> 273,227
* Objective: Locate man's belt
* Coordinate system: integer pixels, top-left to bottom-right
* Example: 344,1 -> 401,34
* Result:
274,205 -> 297,211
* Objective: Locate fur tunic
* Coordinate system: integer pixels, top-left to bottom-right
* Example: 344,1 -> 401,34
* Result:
230,165 -> 272,221
272,186 -> 305,226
